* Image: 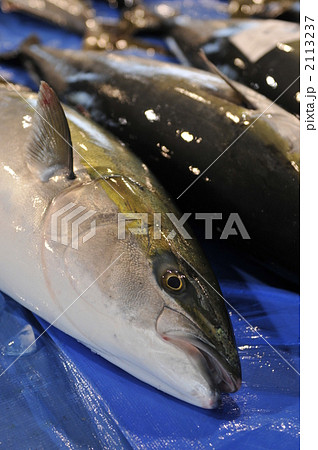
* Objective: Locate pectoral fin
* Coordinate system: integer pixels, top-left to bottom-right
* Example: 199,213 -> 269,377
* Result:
26,81 -> 75,182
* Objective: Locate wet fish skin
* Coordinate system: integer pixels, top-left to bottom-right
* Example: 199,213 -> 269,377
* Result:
1,0 -> 95,34
0,82 -> 241,408
7,42 -> 299,279
165,17 -> 300,115
114,7 -> 300,114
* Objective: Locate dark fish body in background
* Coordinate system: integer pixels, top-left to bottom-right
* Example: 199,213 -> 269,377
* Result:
165,17 -> 300,115
228,0 -> 300,22
0,0 -> 95,33
116,7 -> 300,115
0,0 -> 169,55
105,0 -> 141,9
82,2 -> 172,53
5,42 -> 299,280
82,16 -> 170,55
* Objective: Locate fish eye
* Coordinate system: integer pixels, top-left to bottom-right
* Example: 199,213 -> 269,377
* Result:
162,271 -> 185,292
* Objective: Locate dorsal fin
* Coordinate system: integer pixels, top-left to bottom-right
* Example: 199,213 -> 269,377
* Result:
26,81 -> 75,182
198,49 -> 256,110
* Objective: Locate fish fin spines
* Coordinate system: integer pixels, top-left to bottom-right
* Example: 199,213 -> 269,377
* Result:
26,81 -> 75,182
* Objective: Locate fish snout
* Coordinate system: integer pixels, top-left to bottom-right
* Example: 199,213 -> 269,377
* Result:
156,306 -> 241,404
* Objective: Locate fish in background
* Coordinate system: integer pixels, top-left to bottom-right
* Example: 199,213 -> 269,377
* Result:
82,14 -> 170,54
109,4 -> 300,115
0,0 -> 169,55
1,40 -> 300,281
105,0 -> 141,9
0,0 -> 95,34
228,0 -> 300,22
0,81 -> 242,409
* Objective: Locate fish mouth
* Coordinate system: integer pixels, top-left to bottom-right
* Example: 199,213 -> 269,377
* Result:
156,307 -> 241,406
162,333 -> 240,393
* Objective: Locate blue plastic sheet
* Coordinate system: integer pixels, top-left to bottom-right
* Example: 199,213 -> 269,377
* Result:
0,1 -> 299,448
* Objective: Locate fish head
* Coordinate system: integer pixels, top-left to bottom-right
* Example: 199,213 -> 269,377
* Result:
95,176 -> 242,408
152,249 -> 242,407
42,175 -> 241,409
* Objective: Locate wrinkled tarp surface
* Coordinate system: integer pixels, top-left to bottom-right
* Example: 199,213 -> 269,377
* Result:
0,1 -> 299,448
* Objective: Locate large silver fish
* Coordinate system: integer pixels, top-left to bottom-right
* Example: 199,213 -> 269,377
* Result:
0,81 -> 241,408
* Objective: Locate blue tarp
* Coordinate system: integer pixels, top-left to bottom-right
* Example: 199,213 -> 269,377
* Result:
0,1 -> 299,448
